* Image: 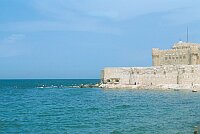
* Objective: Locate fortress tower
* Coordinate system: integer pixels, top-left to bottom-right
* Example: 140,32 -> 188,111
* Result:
152,48 -> 160,66
152,41 -> 200,66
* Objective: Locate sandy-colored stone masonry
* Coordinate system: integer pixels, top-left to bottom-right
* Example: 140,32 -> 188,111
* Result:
101,41 -> 200,89
152,41 -> 200,66
102,65 -> 200,86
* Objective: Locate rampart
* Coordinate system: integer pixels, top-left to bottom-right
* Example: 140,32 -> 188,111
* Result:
102,65 -> 200,86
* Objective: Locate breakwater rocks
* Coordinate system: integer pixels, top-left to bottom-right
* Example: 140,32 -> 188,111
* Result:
36,83 -> 102,89
36,83 -> 199,91
67,83 -> 101,88
79,83 -> 101,88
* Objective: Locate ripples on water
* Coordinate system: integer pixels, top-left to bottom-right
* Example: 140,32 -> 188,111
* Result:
0,79 -> 200,133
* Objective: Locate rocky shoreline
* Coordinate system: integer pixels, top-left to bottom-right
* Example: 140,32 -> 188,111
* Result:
70,83 -> 200,92
100,84 -> 200,91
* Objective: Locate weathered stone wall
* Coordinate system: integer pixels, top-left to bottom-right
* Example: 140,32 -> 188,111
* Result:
152,42 -> 200,66
102,42 -> 200,88
102,65 -> 200,86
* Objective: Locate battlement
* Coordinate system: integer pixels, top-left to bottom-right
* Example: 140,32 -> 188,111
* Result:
172,41 -> 200,49
152,48 -> 160,56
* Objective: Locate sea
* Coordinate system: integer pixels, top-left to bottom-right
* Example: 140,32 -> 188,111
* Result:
0,79 -> 200,134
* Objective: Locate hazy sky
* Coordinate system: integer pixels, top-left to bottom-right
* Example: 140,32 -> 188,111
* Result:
1,0 -> 200,79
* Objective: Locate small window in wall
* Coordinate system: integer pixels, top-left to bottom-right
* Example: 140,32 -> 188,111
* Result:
191,70 -> 194,73
169,56 -> 171,59
183,56 -> 186,59
176,57 -> 178,59
154,72 -> 156,75
165,57 -> 168,60
134,82 -> 137,85
107,79 -> 111,83
180,56 -> 182,59
172,57 -> 175,59
115,79 -> 119,82
182,70 -> 185,73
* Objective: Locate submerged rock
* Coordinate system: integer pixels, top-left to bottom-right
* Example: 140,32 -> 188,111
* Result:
79,83 -> 101,88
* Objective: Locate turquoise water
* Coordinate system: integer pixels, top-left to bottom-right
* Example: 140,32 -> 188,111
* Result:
0,79 -> 200,134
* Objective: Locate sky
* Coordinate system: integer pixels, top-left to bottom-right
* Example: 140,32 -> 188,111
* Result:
1,0 -> 200,79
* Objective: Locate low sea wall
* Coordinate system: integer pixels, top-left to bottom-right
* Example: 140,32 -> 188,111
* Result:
102,65 -> 200,86
100,84 -> 200,91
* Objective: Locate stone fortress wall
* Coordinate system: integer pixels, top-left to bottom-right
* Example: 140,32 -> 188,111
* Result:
102,65 -> 200,86
152,41 -> 200,66
101,41 -> 200,89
